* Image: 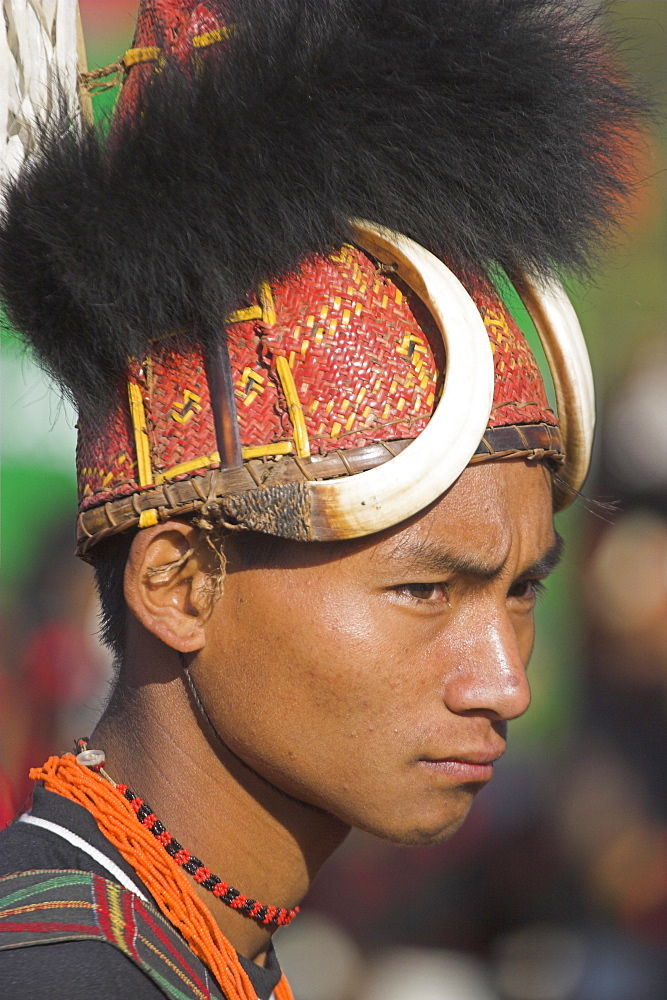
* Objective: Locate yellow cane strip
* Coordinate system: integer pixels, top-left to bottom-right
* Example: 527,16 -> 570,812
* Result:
154,442 -> 295,484
226,305 -> 262,325
257,282 -> 277,326
127,381 -> 153,486
275,356 -> 311,458
242,441 -> 293,460
155,452 -> 221,485
139,510 -> 159,528
192,27 -> 234,48
122,46 -> 163,68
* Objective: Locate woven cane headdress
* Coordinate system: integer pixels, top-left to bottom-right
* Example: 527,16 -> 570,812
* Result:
0,0 -> 644,556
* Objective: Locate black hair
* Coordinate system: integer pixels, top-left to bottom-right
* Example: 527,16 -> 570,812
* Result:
92,532 -> 135,664
0,0 -> 647,423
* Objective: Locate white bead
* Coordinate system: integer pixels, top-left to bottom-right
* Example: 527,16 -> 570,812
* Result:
76,748 -> 106,769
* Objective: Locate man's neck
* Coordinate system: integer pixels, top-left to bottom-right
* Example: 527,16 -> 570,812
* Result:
91,648 -> 349,962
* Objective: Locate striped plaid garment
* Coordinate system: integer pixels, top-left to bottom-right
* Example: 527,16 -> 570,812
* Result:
0,869 -> 226,1000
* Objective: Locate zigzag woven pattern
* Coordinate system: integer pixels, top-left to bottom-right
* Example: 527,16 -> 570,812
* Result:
77,395 -> 139,505
77,243 -> 558,512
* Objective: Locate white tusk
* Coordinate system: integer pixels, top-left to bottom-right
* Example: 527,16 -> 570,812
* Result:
308,220 -> 495,539
513,273 -> 595,508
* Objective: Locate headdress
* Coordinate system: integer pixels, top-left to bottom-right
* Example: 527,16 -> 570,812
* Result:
0,0 -> 643,557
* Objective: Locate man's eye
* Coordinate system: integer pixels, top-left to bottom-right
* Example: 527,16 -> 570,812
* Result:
396,582 -> 450,603
508,579 -> 546,602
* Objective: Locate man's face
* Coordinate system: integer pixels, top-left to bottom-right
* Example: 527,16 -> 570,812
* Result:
192,458 -> 559,845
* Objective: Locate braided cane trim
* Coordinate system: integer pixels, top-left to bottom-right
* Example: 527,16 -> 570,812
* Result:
75,424 -> 562,558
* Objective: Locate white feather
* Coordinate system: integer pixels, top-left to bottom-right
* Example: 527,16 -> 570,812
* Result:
1,0 -> 80,188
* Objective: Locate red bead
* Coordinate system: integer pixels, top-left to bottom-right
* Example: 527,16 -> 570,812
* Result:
120,780 -> 300,928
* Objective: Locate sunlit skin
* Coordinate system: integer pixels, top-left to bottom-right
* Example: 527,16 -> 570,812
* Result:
93,458 -> 560,963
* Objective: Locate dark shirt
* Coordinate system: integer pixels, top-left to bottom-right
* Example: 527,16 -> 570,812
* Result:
0,788 -> 282,999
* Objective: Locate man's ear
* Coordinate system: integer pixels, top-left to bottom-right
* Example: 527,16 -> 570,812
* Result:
123,520 -> 215,652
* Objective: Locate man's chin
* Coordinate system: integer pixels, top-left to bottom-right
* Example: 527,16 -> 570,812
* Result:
357,801 -> 475,848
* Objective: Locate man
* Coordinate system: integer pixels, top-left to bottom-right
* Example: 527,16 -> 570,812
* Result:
0,1 -> 643,997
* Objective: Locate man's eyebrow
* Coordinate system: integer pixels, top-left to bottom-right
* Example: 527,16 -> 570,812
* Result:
519,531 -> 565,579
381,538 -> 508,581
380,531 -> 565,582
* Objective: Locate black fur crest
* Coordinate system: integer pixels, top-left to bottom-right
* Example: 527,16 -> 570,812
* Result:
0,0 -> 646,419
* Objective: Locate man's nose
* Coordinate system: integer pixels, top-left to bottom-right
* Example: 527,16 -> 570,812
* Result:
442,614 -> 532,721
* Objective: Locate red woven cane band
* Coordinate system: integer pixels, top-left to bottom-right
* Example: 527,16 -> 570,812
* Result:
75,243 -> 562,556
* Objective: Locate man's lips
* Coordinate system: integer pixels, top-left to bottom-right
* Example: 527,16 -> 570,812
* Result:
418,747 -> 505,782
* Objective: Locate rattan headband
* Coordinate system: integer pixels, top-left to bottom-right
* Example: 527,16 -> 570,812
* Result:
75,220 -> 591,553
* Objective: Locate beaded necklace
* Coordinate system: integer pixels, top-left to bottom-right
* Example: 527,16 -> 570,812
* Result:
29,747 -> 295,1000
117,781 -> 299,927
74,740 -> 298,926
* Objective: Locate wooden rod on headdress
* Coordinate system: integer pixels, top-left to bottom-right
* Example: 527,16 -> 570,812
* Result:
204,336 -> 243,469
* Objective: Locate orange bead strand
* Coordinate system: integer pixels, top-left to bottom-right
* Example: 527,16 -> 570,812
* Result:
29,755 -> 294,1000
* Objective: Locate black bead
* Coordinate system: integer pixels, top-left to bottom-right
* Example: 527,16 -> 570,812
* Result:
165,838 -> 182,857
